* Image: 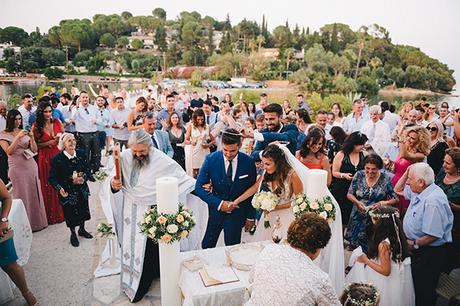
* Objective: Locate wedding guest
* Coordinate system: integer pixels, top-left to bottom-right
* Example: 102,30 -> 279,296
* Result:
330,102 -> 345,126
426,121 -> 448,175
435,147 -> 460,270
327,126 -> 346,163
423,104 -> 439,125
142,113 -> 174,158
346,206 -> 414,306
399,101 -> 414,120
185,109 -> 212,178
391,126 -> 430,214
95,96 -> 113,152
360,105 -> 391,157
331,132 -> 367,226
296,127 -> 332,186
33,102 -> 64,224
157,94 -> 178,129
49,133 -> 92,247
343,100 -> 368,133
248,102 -> 256,119
295,108 -> 312,149
246,213 -> 341,306
239,101 -> 250,122
0,110 -> 47,231
111,96 -> 131,151
17,94 -> 35,127
394,162 -> 453,306
0,180 -> 38,306
340,283 -> 380,306
127,96 -> 148,131
241,117 -> 255,155
165,112 -> 186,170
282,99 -> 292,116
346,154 -> 398,251
202,100 -> 218,129
0,101 -> 8,183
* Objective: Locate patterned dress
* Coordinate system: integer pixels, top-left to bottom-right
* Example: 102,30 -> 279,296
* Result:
345,170 -> 398,251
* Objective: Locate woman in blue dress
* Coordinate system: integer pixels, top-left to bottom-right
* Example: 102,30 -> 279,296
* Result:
0,180 -> 37,305
345,154 -> 399,251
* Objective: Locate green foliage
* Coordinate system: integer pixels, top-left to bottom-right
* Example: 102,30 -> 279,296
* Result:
99,33 -> 116,48
235,90 -> 260,104
130,38 -> 143,50
44,67 -> 64,79
357,76 -> 380,96
0,26 -> 29,46
86,54 -> 106,73
116,36 -> 129,48
73,50 -> 93,67
190,70 -> 209,87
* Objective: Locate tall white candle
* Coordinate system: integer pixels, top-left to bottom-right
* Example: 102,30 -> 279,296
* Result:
306,169 -> 328,200
156,177 -> 181,306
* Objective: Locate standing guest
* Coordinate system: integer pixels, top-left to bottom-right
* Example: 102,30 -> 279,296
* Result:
248,102 -> 256,119
71,91 -> 101,175
17,94 -> 35,128
296,127 -> 332,186
210,96 -> 220,113
426,121 -> 448,175
246,213 -> 341,306
392,109 -> 419,141
0,101 -> 7,131
142,113 -> 174,158
423,104 -> 439,125
307,110 -> 330,138
0,101 -> 8,184
0,180 -> 38,306
185,109 -> 212,178
127,96 -> 148,131
331,132 -> 367,226
241,117 -> 256,155
296,93 -> 312,115
111,96 -> 131,151
439,105 -> 454,137
0,110 -> 48,231
282,99 -> 292,116
60,94 -> 77,134
58,92 -> 71,110
165,112 -> 186,170
435,147 -> 460,270
295,109 -> 312,149
391,126 -> 430,214
223,93 -> 233,108
394,163 -> 453,306
202,100 -> 218,129
178,87 -> 190,109
399,101 -> 414,120
345,154 -> 399,251
360,105 -> 391,157
343,100 -> 368,133
33,102 -> 64,224
190,91 -> 204,111
95,96 -> 113,152
327,126 -> 347,163
239,101 -> 250,122
330,102 -> 345,126
380,101 -> 400,132
326,112 -> 335,127
254,93 -> 268,117
49,133 -> 93,247
156,94 -> 177,129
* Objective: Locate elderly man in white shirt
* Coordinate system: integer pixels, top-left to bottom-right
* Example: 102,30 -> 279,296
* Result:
361,105 -> 391,156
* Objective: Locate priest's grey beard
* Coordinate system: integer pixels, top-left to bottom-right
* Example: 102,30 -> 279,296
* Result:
130,154 -> 150,186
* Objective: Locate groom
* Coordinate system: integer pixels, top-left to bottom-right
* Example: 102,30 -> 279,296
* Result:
195,128 -> 257,248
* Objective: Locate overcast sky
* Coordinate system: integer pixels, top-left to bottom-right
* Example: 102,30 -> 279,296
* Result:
1,0 -> 459,89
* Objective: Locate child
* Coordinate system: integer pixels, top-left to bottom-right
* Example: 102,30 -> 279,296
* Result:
340,282 -> 380,306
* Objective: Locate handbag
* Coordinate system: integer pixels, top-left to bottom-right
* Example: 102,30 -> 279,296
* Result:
0,228 -> 14,244
23,148 -> 37,160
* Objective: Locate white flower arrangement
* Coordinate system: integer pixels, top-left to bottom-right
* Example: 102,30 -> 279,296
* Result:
96,222 -> 114,238
252,191 -> 280,228
291,194 -> 336,224
139,205 -> 195,244
343,283 -> 380,306
94,168 -> 109,181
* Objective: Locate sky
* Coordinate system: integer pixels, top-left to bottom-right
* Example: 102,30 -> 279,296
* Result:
1,0 -> 459,90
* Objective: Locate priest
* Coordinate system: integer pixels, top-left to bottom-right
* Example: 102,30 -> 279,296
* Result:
109,129 -> 197,302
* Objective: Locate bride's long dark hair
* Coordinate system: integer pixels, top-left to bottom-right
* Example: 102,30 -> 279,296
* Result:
262,144 -> 292,197
35,102 -> 53,140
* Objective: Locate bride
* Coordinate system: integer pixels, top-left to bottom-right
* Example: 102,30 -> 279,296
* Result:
233,143 -> 345,294
233,144 -> 303,241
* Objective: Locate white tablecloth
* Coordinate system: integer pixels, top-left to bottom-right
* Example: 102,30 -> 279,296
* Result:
179,241 -> 270,306
0,199 -> 33,304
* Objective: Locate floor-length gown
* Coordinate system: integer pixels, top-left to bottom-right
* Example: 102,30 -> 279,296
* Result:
168,127 -> 186,170
391,156 -> 412,213
0,133 -> 47,231
34,120 -> 64,224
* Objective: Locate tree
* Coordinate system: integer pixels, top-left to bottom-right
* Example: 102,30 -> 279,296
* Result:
0,26 -> 29,46
152,8 -> 167,20
155,26 -> 167,51
86,54 -> 106,73
121,11 -> 133,21
357,76 -> 379,96
272,25 -> 292,51
256,35 -> 265,51
5,57 -> 19,73
331,55 -> 350,77
284,47 -> 296,71
44,67 -> 64,79
116,36 -> 129,49
60,19 -> 96,52
130,38 -> 143,50
47,26 -> 62,47
99,33 -> 116,48
73,50 -> 93,66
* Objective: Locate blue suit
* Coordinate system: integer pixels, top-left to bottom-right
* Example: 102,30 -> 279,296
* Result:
251,123 -> 299,161
152,130 -> 174,158
195,151 -> 256,248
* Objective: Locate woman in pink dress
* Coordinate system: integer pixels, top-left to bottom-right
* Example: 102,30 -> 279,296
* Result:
391,125 -> 430,214
33,103 -> 64,224
0,110 -> 48,231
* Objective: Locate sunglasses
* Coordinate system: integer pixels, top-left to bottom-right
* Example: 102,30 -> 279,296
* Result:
428,107 -> 436,110
427,127 -> 438,132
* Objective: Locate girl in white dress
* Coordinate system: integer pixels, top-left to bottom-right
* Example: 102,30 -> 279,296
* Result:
346,206 -> 415,306
232,144 -> 303,241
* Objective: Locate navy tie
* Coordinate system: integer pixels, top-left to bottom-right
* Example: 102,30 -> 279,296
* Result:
226,159 -> 233,187
151,135 -> 158,149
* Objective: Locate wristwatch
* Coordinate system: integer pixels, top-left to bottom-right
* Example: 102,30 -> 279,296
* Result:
413,240 -> 420,250
0,217 -> 8,223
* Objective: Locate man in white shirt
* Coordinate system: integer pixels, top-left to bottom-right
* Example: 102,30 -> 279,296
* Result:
0,101 -> 6,132
71,91 -> 101,175
343,100 -> 369,133
360,105 -> 391,156
380,101 -> 400,132
111,97 -> 131,150
17,94 -> 36,127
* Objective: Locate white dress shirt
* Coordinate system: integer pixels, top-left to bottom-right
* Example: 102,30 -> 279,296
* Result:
18,105 -> 36,127
382,111 -> 401,132
71,104 -> 99,133
360,119 -> 391,156
0,116 -> 6,132
111,108 -> 131,141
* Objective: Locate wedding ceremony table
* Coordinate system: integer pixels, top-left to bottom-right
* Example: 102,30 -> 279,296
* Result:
0,199 -> 33,304
179,241 -> 271,306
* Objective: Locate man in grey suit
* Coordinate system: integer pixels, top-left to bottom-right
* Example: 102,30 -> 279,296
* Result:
203,100 -> 218,129
143,112 -> 174,158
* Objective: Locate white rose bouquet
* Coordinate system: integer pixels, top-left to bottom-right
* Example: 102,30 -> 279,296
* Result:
97,222 -> 114,238
94,168 -> 109,181
139,205 -> 195,244
252,191 -> 280,228
292,194 -> 336,224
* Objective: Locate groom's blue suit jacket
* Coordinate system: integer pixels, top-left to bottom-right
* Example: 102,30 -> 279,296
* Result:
195,151 -> 257,222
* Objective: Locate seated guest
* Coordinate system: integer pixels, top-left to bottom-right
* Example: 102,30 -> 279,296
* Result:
0,179 -> 38,306
394,162 -> 453,306
246,213 -> 341,306
435,147 -> 460,270
49,133 -> 93,247
346,206 -> 415,306
340,283 -> 380,306
296,127 -> 332,186
426,121 -> 448,175
346,154 -> 398,251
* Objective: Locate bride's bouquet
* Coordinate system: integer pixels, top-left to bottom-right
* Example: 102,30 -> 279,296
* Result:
252,191 -> 280,228
292,194 -> 336,224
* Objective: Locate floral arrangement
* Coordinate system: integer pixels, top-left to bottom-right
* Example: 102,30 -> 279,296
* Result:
292,194 -> 336,224
342,283 -> 380,306
139,205 -> 195,244
97,222 -> 114,238
94,168 -> 109,181
252,191 -> 280,228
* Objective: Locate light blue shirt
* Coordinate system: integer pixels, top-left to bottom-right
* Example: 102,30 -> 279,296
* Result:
342,112 -> 369,133
403,184 -> 453,246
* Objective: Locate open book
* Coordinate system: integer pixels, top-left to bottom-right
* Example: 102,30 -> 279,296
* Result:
199,265 -> 239,287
